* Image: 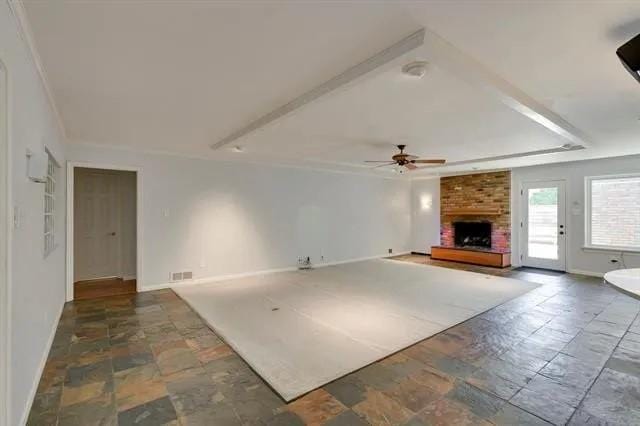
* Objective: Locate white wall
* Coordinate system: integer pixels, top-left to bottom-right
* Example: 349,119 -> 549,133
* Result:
410,178 -> 440,254
119,170 -> 137,279
66,143 -> 412,290
511,155 -> 640,276
0,3 -> 67,425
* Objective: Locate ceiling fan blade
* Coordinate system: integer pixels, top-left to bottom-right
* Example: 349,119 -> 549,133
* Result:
405,163 -> 417,170
412,159 -> 446,164
372,162 -> 396,169
364,160 -> 395,163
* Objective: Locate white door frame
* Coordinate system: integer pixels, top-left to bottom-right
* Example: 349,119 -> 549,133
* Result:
519,179 -> 567,271
66,162 -> 143,301
0,58 -> 12,426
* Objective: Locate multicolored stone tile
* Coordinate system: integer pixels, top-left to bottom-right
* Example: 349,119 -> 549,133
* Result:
352,388 -> 414,425
447,380 -> 505,419
26,256 -> 640,425
64,359 -> 113,389
466,368 -> 522,400
511,387 -> 575,425
406,366 -> 455,396
117,396 -> 178,425
580,368 -> 640,425
491,402 -> 552,425
114,363 -> 167,412
411,397 -> 493,426
26,385 -> 61,426
58,392 -> 117,426
324,374 -> 368,407
286,389 -> 347,425
151,339 -> 201,376
383,374 -> 441,412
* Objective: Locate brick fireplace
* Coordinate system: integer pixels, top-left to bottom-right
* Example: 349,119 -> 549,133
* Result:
440,171 -> 511,251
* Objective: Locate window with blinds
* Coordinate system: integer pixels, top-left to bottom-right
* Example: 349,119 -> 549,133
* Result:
586,174 -> 640,251
44,152 -> 58,256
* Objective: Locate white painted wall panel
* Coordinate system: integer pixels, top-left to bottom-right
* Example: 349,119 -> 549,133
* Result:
0,3 -> 67,424
65,143 -> 412,289
410,178 -> 440,254
511,155 -> 640,276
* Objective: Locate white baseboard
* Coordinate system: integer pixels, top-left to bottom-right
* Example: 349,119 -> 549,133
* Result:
142,266 -> 298,292
567,268 -> 605,278
141,252 -> 410,293
19,300 -> 64,426
122,275 -> 137,281
313,251 -> 410,268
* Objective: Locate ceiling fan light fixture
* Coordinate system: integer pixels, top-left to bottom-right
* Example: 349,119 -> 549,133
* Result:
401,61 -> 429,78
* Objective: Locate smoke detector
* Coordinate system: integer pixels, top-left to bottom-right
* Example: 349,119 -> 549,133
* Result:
402,61 -> 429,78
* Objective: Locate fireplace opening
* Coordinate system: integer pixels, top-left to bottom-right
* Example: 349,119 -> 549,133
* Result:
454,221 -> 492,248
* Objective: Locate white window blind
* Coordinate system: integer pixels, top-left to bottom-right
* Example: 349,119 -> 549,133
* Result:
586,175 -> 640,251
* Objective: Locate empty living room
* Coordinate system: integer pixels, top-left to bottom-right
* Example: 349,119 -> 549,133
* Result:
2,1 -> 640,425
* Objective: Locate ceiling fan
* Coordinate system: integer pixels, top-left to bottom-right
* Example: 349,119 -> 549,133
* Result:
365,145 -> 445,171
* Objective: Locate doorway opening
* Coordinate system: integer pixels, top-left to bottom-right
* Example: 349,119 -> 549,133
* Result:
70,166 -> 139,300
520,180 -> 567,271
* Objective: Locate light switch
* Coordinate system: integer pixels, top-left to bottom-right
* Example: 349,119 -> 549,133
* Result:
13,205 -> 21,229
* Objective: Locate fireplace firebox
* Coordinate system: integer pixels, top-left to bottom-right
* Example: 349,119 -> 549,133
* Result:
454,221 -> 491,248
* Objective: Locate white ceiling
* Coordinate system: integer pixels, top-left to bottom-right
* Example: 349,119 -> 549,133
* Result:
22,0 -> 640,175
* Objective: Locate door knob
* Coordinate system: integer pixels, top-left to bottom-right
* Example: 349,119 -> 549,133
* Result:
559,231 -> 565,235
110,232 -> 116,236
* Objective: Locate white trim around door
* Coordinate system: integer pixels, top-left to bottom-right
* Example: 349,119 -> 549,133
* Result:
66,162 -> 143,302
519,179 -> 567,271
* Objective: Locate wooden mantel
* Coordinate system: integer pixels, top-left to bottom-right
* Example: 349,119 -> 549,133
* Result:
442,208 -> 502,216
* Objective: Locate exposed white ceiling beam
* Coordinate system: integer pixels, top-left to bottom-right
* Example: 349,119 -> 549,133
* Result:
420,27 -> 590,148
211,24 -> 590,154
211,28 -> 426,150
424,145 -> 585,169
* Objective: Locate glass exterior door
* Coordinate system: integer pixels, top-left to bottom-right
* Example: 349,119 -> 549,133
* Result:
522,181 -> 566,271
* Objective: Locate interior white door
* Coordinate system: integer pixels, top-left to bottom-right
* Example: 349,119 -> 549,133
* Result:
521,180 -> 567,271
74,169 -> 121,281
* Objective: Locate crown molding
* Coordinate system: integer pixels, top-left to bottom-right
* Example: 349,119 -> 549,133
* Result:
67,140 -> 409,181
6,0 -> 67,140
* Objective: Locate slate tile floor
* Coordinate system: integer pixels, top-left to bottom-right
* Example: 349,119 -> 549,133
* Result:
28,254 -> 640,425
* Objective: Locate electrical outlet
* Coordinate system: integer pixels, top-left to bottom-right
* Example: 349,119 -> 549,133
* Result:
388,248 -> 393,254
298,256 -> 312,269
